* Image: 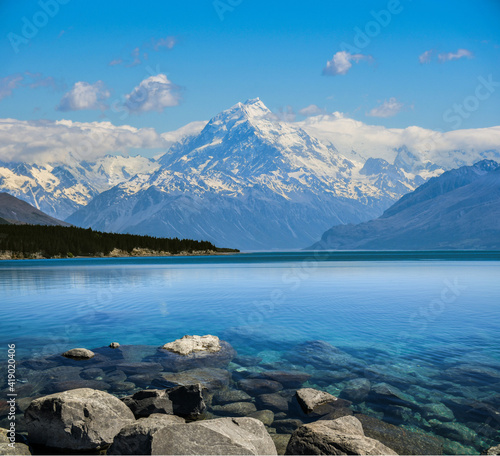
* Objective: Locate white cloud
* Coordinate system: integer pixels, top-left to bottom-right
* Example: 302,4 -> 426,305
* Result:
323,51 -> 372,76
109,58 -> 123,66
57,81 -> 110,111
367,98 -> 404,118
419,50 -> 433,64
0,74 -> 24,101
438,48 -> 474,62
299,104 -> 326,117
124,74 -> 181,113
153,36 -> 177,50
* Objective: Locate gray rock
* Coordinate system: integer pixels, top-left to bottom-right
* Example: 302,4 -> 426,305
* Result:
296,388 -> 337,414
249,410 -> 275,426
274,419 -> 304,434
429,419 -> 478,446
484,444 -> 500,455
257,393 -> 289,413
213,388 -> 252,405
212,401 -> 257,416
108,414 -> 185,455
116,362 -> 163,376
160,368 -> 231,391
121,417 -> 277,455
122,389 -> 173,418
25,388 -> 135,451
105,369 -> 127,383
272,434 -> 291,456
420,402 -> 455,422
260,371 -> 311,388
41,378 -> 111,395
61,348 -> 95,360
234,355 -> 263,367
0,443 -> 31,455
285,416 -> 397,455
168,384 -> 207,418
122,384 -> 207,419
239,378 -> 283,395
109,342 -> 120,348
369,382 -> 416,407
340,378 -> 371,403
161,334 -> 222,355
80,367 -> 105,380
355,413 -> 443,455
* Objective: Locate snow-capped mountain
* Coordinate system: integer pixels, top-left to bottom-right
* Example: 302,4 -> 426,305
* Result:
67,99 -> 442,250
310,160 -> 500,250
0,155 -> 159,219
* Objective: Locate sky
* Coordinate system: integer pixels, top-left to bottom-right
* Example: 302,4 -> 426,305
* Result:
1,0 -> 499,162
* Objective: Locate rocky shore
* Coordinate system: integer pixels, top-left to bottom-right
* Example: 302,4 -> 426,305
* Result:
2,335 -> 499,455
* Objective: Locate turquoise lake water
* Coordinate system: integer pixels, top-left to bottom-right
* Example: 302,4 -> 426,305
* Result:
1,252 -> 499,453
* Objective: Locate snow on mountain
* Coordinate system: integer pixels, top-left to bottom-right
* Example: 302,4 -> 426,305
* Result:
67,98 -> 441,250
310,160 -> 500,250
0,155 -> 159,219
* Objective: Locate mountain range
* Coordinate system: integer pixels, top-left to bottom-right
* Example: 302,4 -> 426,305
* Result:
0,192 -> 69,226
311,160 -> 500,250
1,98 -> 499,250
66,99 -> 443,249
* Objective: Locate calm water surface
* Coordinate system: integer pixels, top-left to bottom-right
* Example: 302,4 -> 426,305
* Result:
1,252 -> 499,453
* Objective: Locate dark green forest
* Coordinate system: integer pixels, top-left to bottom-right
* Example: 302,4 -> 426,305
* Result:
0,224 -> 238,258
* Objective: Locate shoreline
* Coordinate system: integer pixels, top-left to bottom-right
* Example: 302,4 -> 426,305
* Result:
0,247 -> 240,261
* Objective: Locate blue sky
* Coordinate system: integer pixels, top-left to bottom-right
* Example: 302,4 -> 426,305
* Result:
1,0 -> 500,134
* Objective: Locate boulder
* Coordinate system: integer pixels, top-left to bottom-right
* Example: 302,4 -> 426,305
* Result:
249,409 -> 275,426
25,388 -> 135,451
285,416 -> 397,455
260,371 -> 311,389
355,413 -> 443,455
296,388 -> 337,414
122,384 -> 207,419
168,384 -> 207,418
108,414 -> 185,455
80,367 -> 105,380
420,402 -> 454,422
340,378 -> 371,403
239,378 -> 283,396
484,445 -> 500,455
212,401 -> 257,416
153,340 -> 236,371
286,341 -> 366,371
61,348 -> 95,360
109,342 -> 120,348
369,382 -> 416,408
0,443 -> 31,455
161,334 -> 222,355
274,419 -> 304,434
122,389 -> 173,418
257,393 -> 289,413
213,388 -> 252,405
111,417 -> 277,455
158,368 -> 231,391
272,434 -> 291,456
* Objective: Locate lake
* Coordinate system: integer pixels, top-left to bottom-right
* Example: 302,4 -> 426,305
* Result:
1,252 -> 499,454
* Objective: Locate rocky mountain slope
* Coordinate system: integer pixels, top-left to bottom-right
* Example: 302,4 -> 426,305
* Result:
310,160 -> 500,250
67,99 -> 437,250
0,192 -> 70,226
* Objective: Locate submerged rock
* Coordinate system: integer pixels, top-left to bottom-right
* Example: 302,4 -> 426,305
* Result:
239,378 -> 283,396
257,393 -> 290,413
212,401 -> 257,416
25,388 -> 135,451
249,409 -> 275,426
61,348 -> 95,360
159,367 -> 232,391
355,413 -> 443,455
296,388 -> 338,414
161,334 -> 222,355
420,402 -> 455,422
213,388 -> 252,405
260,371 -> 311,389
340,378 -> 371,403
285,415 -> 397,455
369,382 -> 417,408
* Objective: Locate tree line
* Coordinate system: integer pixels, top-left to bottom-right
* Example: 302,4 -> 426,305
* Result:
0,224 -> 237,258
